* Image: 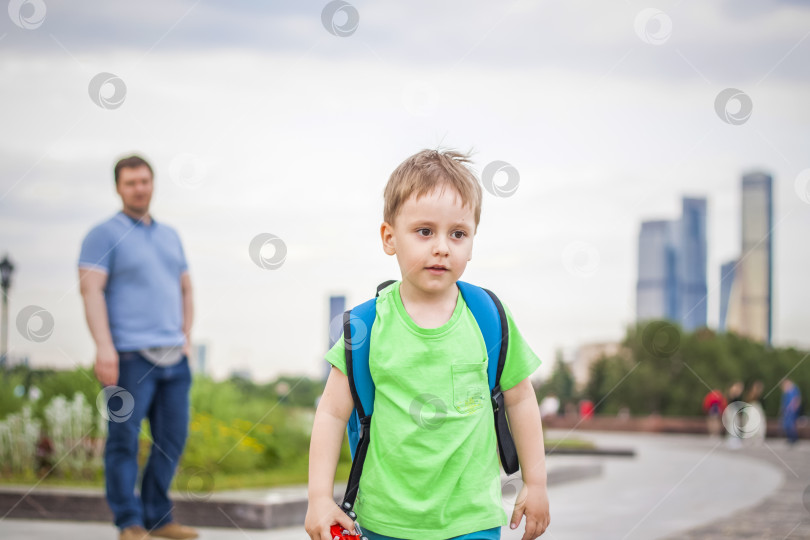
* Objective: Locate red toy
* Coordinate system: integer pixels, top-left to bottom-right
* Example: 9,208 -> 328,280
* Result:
330,524 -> 366,540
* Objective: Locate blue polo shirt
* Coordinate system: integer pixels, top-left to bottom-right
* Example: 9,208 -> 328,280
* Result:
79,211 -> 188,352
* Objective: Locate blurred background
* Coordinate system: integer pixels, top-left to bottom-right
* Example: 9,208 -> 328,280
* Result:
1,0 -> 809,499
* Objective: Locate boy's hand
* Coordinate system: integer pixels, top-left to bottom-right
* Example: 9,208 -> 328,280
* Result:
509,482 -> 550,539
305,496 -> 358,540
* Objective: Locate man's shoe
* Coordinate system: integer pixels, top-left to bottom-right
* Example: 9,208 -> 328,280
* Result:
120,526 -> 155,540
150,523 -> 199,539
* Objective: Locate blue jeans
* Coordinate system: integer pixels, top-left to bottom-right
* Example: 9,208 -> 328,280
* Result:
104,351 -> 191,530
783,413 -> 799,443
362,526 -> 501,540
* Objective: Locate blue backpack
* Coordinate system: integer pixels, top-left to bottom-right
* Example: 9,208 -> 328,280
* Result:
338,280 -> 520,516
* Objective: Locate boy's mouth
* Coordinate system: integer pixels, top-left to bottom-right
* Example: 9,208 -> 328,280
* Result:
426,265 -> 448,274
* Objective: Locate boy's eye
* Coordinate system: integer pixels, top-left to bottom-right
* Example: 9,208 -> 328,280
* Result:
451,230 -> 467,239
417,228 -> 432,237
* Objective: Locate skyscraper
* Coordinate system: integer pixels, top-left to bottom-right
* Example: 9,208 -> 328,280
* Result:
722,172 -> 773,344
679,197 -> 708,330
718,260 -> 736,332
636,197 -> 708,331
636,220 -> 679,322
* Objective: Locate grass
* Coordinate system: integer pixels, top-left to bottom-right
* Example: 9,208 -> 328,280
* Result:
544,438 -> 596,450
0,439 -> 593,492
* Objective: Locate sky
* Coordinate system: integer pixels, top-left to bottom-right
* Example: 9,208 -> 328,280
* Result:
1,0 -> 809,381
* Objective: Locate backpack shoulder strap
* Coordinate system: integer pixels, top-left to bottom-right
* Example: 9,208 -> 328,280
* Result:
344,297 -> 377,422
341,281 -> 392,513
456,280 -> 519,475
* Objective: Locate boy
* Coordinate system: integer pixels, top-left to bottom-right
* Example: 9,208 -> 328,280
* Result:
305,149 -> 550,540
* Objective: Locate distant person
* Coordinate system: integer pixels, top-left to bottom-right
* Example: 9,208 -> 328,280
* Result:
727,381 -> 744,404
725,381 -> 745,448
780,379 -> 802,446
744,380 -> 766,446
539,394 -> 560,419
305,149 -> 550,539
578,399 -> 594,420
702,389 -> 726,439
79,155 -> 197,540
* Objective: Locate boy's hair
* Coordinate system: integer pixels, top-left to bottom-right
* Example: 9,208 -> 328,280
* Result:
383,149 -> 482,229
114,155 -> 153,185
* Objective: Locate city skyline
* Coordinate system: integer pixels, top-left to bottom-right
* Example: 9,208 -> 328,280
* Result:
636,195 -> 708,332
637,171 -> 778,346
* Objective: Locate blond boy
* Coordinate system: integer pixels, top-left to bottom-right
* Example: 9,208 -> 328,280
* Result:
305,149 -> 550,540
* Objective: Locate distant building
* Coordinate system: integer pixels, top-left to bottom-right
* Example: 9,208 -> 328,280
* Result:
636,220 -> 679,322
326,295 -> 346,381
722,172 -> 773,344
678,197 -> 708,330
570,341 -> 625,391
636,197 -> 708,331
329,295 -> 346,349
718,260 -> 737,332
190,343 -> 207,375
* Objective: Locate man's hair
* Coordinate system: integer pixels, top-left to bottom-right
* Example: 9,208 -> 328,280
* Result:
114,155 -> 153,185
383,149 -> 482,229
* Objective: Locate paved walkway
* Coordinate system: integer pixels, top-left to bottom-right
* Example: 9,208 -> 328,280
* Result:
1,430 -> 806,539
532,430 -> 786,540
665,437 -> 810,539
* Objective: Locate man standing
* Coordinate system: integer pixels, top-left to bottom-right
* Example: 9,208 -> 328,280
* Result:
780,379 -> 802,446
79,155 -> 198,540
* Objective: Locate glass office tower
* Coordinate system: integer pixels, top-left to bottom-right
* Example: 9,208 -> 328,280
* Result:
723,172 -> 773,344
636,197 -> 708,331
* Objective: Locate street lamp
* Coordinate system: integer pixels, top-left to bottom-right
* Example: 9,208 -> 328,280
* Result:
0,254 -> 14,369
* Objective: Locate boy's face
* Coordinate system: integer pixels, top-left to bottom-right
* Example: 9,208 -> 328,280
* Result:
381,187 -> 475,297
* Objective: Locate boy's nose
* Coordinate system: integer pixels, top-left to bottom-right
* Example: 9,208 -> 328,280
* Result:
432,237 -> 450,255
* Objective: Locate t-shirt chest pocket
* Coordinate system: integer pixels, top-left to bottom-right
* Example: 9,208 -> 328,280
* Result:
451,361 -> 488,415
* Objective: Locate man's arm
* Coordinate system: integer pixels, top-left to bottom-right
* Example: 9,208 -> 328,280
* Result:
181,271 -> 193,355
78,267 -> 118,386
504,378 -> 550,539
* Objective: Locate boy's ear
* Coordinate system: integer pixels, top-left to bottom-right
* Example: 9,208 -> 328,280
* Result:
380,222 -> 396,255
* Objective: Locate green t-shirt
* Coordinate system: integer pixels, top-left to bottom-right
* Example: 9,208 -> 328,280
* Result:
326,281 -> 541,539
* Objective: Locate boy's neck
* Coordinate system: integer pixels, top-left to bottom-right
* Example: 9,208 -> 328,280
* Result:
398,280 -> 459,329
